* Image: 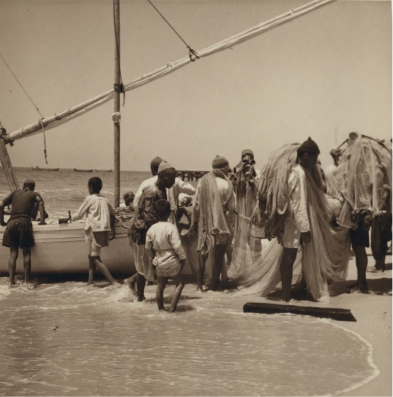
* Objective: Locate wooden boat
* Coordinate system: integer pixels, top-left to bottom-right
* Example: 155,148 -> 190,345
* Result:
94,169 -> 113,172
0,221 -> 134,275
0,218 -> 198,276
74,168 -> 93,172
32,166 -> 60,171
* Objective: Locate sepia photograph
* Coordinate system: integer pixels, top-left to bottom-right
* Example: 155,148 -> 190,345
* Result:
0,0 -> 391,396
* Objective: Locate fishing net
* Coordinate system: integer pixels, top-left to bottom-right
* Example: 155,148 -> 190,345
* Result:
225,143 -> 350,301
335,133 -> 392,229
252,143 -> 300,240
114,205 -> 135,229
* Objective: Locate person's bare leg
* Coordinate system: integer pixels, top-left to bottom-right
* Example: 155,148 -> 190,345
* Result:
125,273 -> 138,296
221,255 -> 228,283
169,273 -> 184,312
226,241 -> 233,269
137,273 -> 146,301
92,257 -> 119,285
280,248 -> 297,302
22,247 -> 31,284
8,247 -> 18,285
87,255 -> 96,285
211,244 -> 226,289
156,277 -> 167,311
375,257 -> 386,272
197,253 -> 207,292
352,244 -> 368,293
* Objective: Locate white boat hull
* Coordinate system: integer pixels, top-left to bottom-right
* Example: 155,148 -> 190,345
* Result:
0,221 -> 135,275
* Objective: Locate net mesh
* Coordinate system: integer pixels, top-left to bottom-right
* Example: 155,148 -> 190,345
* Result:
335,134 -> 392,229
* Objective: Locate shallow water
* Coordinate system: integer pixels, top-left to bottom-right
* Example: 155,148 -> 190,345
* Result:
0,279 -> 376,396
0,167 -> 152,219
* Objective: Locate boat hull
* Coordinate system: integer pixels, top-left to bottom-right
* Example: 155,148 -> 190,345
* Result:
0,222 -> 134,275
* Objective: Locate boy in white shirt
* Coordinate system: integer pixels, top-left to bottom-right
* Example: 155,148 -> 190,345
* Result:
72,177 -> 119,287
146,200 -> 186,312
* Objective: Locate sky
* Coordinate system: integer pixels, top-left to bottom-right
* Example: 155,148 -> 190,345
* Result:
0,0 -> 391,172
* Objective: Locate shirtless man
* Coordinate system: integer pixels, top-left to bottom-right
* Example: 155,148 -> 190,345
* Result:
0,179 -> 46,285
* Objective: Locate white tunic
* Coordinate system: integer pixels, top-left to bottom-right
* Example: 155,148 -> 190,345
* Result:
72,194 -> 114,232
282,164 -> 310,248
134,176 -> 195,210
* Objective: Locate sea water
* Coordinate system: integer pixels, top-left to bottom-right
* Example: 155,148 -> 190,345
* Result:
0,168 -> 378,396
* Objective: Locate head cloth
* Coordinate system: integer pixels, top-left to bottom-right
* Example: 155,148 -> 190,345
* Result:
150,156 -> 162,168
241,149 -> 254,159
158,161 -> 175,175
212,155 -> 228,168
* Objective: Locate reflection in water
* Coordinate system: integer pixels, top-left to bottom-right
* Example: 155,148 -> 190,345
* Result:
0,279 -> 376,396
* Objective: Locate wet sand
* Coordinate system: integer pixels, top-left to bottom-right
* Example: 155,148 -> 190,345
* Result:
0,252 -> 390,396
334,255 -> 392,397
225,253 -> 392,397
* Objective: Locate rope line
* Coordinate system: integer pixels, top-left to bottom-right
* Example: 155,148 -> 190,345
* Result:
0,52 -> 48,162
146,0 -> 199,61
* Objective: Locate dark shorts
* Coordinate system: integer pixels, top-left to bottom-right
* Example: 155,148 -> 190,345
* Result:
350,227 -> 369,248
2,218 -> 35,248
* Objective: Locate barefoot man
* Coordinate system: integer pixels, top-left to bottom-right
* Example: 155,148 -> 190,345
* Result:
0,179 -> 47,286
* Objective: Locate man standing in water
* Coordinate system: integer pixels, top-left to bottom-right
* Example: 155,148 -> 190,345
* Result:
194,155 -> 236,291
0,179 -> 47,286
129,162 -> 177,301
134,155 -> 195,221
279,138 -> 319,302
133,156 -> 163,207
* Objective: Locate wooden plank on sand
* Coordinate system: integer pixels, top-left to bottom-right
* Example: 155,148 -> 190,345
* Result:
243,302 -> 356,322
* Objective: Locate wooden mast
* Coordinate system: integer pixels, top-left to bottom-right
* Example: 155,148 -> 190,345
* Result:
0,122 -> 19,192
113,0 -> 121,208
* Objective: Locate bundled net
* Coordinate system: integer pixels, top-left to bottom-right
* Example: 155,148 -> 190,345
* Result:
114,205 -> 135,229
253,143 -> 300,239
225,143 -> 350,301
335,134 -> 392,229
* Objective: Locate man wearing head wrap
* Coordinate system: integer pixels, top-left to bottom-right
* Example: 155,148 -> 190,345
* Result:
133,157 -> 163,207
193,155 -> 237,291
231,149 -> 261,272
133,157 -> 196,218
0,179 -> 47,286
280,137 -> 322,302
129,163 -> 177,301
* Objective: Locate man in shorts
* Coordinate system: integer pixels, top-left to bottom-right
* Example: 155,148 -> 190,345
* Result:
0,179 -> 47,285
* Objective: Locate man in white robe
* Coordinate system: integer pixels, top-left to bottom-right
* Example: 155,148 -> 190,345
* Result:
193,155 -> 236,291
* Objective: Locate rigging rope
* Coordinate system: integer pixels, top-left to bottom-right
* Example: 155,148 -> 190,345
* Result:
0,52 -> 48,163
146,0 -> 200,61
